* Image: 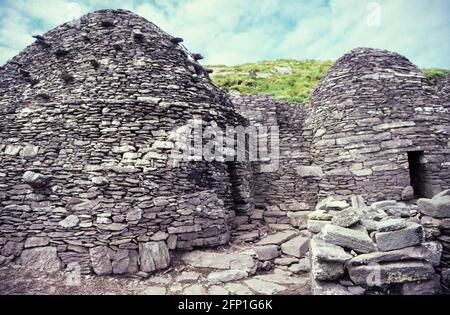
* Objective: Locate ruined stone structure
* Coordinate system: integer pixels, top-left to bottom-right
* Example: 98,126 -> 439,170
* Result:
0,9 -> 252,275
1,9 -> 450,294
233,48 -> 450,214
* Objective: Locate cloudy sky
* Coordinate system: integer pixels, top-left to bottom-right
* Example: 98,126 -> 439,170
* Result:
0,0 -> 449,68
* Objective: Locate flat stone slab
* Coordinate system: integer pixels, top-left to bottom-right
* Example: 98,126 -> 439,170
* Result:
348,261 -> 435,286
254,273 -> 305,285
183,284 -> 207,295
20,246 -> 62,273
253,245 -> 280,261
375,222 -> 423,251
307,220 -> 329,233
320,224 -> 376,254
244,278 -> 287,295
224,283 -> 253,295
376,218 -> 406,232
331,208 -> 361,227
141,286 -> 167,295
417,196 -> 450,218
310,238 -> 352,263
181,251 -> 257,274
349,243 -> 442,266
208,286 -> 230,295
280,236 -> 309,258
257,231 -> 297,246
176,271 -> 201,283
207,270 -> 248,284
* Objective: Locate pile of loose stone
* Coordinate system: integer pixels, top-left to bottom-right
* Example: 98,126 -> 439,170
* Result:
308,195 -> 444,295
418,190 -> 450,293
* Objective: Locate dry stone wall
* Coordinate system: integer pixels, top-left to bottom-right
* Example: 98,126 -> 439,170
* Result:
232,95 -> 320,227
307,48 -> 450,203
307,195 -> 443,295
0,9 -> 252,276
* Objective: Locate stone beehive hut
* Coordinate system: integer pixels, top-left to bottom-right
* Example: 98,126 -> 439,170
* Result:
0,9 -> 252,275
307,48 -> 450,202
233,48 -> 450,223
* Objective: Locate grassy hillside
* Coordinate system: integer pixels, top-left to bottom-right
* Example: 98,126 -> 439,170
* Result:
207,59 -> 450,103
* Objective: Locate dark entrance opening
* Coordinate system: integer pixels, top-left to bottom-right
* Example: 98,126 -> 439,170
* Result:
408,151 -> 427,198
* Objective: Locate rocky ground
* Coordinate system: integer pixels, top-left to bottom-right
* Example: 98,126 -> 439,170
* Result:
0,230 -> 311,295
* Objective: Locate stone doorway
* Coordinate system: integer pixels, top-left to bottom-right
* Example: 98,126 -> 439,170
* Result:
407,151 -> 430,198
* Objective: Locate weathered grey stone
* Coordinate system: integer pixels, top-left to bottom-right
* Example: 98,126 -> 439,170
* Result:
296,165 -> 324,178
89,246 -> 113,276
320,224 -> 375,253
183,284 -> 207,295
224,283 -> 253,295
331,208 -> 361,227
244,278 -> 287,295
149,231 -> 168,241
20,144 -> 39,157
311,255 -> 345,281
417,196 -> 450,218
310,238 -> 352,263
401,186 -> 415,201
399,275 -> 441,295
141,286 -> 167,295
138,241 -> 170,272
97,223 -> 128,231
24,237 -> 50,248
176,271 -> 201,283
4,144 -> 22,156
20,246 -> 61,273
348,261 -> 435,286
311,278 -> 350,295
349,243 -> 442,266
181,251 -> 258,274
112,249 -> 139,275
1,241 -> 23,257
58,215 -> 79,228
376,218 -> 407,232
317,197 -> 349,211
126,208 -> 142,222
207,270 -> 248,284
253,245 -> 280,261
22,171 -> 50,189
287,211 -> 310,228
307,220 -> 329,233
257,231 -> 297,245
208,286 -> 230,295
280,236 -> 309,258
274,257 -> 298,266
308,210 -> 333,221
91,176 -> 109,186
433,189 -> 450,199
442,268 -> 450,285
375,222 -> 423,251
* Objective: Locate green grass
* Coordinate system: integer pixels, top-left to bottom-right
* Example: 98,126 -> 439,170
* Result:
422,68 -> 450,82
207,59 -> 449,103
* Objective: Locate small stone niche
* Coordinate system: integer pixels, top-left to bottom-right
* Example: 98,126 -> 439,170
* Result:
54,48 -> 69,58
100,19 -> 115,27
61,71 -> 74,83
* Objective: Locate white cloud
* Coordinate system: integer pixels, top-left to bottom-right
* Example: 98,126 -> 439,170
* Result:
0,0 -> 448,67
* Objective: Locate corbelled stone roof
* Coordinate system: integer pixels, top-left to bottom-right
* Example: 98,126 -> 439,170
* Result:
0,9 -> 231,111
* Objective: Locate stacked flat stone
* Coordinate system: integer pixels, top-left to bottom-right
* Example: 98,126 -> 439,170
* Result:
232,48 -> 450,224
418,189 -> 450,293
308,195 -> 442,295
232,95 -> 319,227
0,9 -> 252,276
306,48 -> 450,203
